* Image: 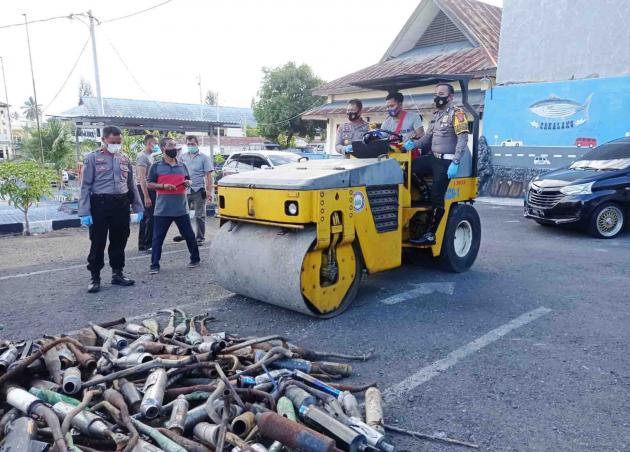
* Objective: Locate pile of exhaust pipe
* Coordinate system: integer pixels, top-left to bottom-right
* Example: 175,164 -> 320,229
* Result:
0,310 -> 396,452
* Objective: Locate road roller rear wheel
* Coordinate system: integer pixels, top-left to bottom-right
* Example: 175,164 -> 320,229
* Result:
300,243 -> 363,318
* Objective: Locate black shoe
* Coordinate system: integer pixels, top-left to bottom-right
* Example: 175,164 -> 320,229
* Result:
196,238 -> 204,246
138,246 -> 146,251
87,276 -> 101,293
111,270 -> 135,286
173,235 -> 184,242
409,232 -> 436,245
187,260 -> 201,268
149,266 -> 159,274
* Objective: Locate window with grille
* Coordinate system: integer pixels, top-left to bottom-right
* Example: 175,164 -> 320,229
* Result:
414,11 -> 467,48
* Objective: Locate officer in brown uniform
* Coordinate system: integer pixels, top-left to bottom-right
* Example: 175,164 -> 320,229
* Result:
79,126 -> 144,293
408,83 -> 469,245
335,99 -> 369,155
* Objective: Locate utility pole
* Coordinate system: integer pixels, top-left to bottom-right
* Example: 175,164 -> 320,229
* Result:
215,92 -> 220,163
22,14 -> 44,165
0,56 -> 13,159
87,10 -> 104,115
197,75 -> 203,104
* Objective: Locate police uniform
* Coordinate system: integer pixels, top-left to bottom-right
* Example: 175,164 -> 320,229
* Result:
79,148 -> 143,290
410,103 -> 469,244
335,120 -> 369,154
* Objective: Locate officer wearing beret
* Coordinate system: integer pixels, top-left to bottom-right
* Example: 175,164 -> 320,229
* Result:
79,126 -> 144,293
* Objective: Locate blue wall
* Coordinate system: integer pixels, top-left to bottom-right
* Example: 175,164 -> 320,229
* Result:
483,76 -> 630,147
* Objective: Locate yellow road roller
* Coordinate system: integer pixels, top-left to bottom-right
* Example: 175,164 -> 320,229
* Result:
210,75 -> 481,317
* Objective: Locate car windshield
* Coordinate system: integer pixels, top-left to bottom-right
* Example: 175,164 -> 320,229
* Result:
569,140 -> 630,170
268,155 -> 299,166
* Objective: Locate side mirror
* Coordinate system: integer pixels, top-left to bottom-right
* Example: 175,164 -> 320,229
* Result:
261,165 -> 271,170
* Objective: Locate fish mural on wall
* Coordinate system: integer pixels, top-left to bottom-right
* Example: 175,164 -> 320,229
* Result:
529,93 -> 593,130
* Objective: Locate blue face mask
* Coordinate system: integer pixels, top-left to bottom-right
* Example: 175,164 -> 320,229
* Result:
151,145 -> 160,154
387,107 -> 401,117
188,146 -> 199,154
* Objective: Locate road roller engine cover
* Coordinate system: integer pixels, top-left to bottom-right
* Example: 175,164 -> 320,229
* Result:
211,75 -> 482,318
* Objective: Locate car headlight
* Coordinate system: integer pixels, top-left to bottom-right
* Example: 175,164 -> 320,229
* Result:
560,182 -> 594,195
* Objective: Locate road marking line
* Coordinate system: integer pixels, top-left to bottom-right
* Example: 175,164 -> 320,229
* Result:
553,154 -> 563,158
494,153 -> 502,157
0,249 -> 188,281
528,154 -> 536,157
505,220 -> 520,223
517,153 -> 524,157
382,306 -> 552,401
504,153 -> 513,157
568,154 -> 577,158
381,283 -> 455,305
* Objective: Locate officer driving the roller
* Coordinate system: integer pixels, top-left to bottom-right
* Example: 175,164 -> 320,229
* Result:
335,99 -> 369,155
407,83 -> 469,245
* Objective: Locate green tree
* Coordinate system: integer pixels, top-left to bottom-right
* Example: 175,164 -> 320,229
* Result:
253,62 -> 326,148
245,126 -> 260,137
0,160 -> 55,235
79,78 -> 94,97
80,138 -> 100,157
21,119 -> 75,184
21,96 -> 42,122
204,90 -> 217,106
121,129 -> 143,162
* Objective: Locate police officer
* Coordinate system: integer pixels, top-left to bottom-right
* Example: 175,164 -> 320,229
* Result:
407,83 -> 469,245
79,126 -> 144,293
335,99 -> 369,155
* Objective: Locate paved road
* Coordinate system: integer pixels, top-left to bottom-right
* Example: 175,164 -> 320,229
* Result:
1,204 -> 629,451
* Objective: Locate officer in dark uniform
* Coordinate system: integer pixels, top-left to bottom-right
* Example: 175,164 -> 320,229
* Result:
79,126 -> 144,293
335,99 -> 369,155
407,83 -> 469,245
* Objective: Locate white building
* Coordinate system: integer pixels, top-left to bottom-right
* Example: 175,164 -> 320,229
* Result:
0,102 -> 13,160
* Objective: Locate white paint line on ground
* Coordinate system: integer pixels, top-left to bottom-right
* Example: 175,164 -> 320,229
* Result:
0,249 -> 188,281
568,154 -> 577,158
505,220 -> 520,223
382,306 -> 552,402
516,153 -> 524,157
381,282 -> 455,305
504,153 -> 513,157
528,154 -> 536,157
594,248 -> 608,253
494,153 -> 502,157
553,154 -> 563,158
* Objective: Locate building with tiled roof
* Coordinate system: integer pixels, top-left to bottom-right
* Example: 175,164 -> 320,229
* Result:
303,0 -> 501,152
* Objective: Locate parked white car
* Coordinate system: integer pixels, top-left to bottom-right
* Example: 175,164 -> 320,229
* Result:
501,139 -> 523,147
221,151 -> 301,178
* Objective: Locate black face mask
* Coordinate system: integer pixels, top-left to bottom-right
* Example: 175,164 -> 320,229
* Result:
347,112 -> 360,121
434,95 -> 449,108
165,149 -> 178,158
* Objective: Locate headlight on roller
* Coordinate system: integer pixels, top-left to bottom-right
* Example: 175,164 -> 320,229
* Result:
285,201 -> 299,216
560,182 -> 594,196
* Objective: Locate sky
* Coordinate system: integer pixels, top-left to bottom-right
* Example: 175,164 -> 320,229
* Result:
0,0 -> 502,118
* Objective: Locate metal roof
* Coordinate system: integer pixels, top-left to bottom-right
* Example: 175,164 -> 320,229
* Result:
53,97 -> 256,132
313,0 -> 501,96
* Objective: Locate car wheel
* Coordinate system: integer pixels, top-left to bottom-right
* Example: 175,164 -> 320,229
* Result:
438,204 -> 481,272
588,203 -> 625,238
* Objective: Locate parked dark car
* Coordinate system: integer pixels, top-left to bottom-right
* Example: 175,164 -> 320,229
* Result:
524,137 -> 630,238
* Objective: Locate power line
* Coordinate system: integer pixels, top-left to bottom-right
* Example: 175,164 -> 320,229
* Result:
43,37 -> 90,112
0,13 -> 81,30
100,0 -> 175,24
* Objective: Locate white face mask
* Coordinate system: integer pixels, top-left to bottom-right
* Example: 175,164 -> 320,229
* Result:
107,143 -> 122,153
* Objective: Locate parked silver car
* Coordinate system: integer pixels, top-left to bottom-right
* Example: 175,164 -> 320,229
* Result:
221,151 -> 301,177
